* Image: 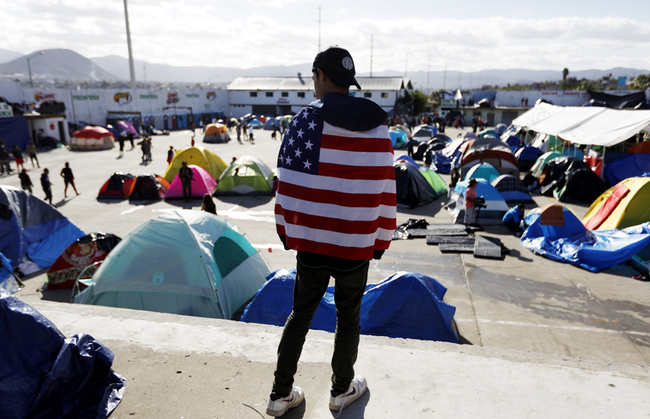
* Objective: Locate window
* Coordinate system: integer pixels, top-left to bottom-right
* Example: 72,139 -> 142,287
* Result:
282,92 -> 289,97
266,92 -> 273,97
381,92 -> 388,98
250,92 -> 257,97
364,92 -> 372,98
297,92 -> 305,98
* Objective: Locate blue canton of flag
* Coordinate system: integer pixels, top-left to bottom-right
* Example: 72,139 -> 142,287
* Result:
277,107 -> 323,175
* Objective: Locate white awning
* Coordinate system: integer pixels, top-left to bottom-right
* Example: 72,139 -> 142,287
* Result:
558,108 -> 650,147
511,102 -> 605,135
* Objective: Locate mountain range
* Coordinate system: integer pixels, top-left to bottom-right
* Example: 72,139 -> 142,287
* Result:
1,48 -> 648,90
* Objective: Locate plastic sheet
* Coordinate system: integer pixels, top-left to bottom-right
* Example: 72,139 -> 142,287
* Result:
0,290 -> 126,418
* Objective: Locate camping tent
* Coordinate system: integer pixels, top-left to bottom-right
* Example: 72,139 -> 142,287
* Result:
446,179 -> 509,224
419,169 -> 447,195
165,165 -> 217,199
129,174 -> 170,201
97,172 -> 136,199
70,126 -> 115,150
460,137 -> 519,177
394,161 -> 439,208
203,123 -> 230,143
0,185 -> 85,271
215,155 -> 274,195
74,210 -> 270,320
389,128 -> 408,149
44,232 -> 121,290
530,151 -> 563,179
241,270 -> 459,343
463,162 -> 501,183
583,177 -> 650,231
521,204 -> 650,272
163,147 -> 227,183
412,125 -> 437,139
515,146 -> 544,172
601,154 -> 650,186
491,174 -> 534,205
117,120 -> 139,137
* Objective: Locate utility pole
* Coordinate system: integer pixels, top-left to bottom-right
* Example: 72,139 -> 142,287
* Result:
426,55 -> 430,94
318,5 -> 321,52
443,61 -> 447,90
370,35 -> 373,77
404,52 -> 408,78
123,0 -> 137,90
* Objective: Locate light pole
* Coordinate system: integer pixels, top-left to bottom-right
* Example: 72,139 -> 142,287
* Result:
27,51 -> 44,88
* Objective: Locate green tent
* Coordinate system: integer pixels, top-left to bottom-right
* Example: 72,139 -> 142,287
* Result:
419,169 -> 447,195
530,151 -> 563,178
74,210 -> 269,320
215,155 -> 274,195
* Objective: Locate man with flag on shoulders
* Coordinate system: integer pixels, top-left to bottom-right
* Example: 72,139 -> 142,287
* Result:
266,46 -> 397,417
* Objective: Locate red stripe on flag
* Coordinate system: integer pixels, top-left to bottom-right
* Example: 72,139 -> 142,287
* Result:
321,134 -> 394,153
278,182 -> 396,207
275,230 -> 392,260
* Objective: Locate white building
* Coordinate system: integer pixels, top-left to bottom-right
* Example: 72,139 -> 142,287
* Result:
226,76 -> 413,118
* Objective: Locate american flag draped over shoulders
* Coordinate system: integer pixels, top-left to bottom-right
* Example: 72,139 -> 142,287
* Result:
275,105 -> 396,260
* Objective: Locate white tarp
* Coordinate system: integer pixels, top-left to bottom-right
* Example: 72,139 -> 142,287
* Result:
558,108 -> 650,147
513,102 -> 650,147
511,102 -> 605,135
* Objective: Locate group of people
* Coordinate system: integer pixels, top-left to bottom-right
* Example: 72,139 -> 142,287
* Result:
18,162 -> 79,205
235,121 -> 255,144
0,140 -> 40,175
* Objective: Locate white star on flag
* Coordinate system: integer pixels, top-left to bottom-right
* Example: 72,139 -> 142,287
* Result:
295,148 -> 302,158
304,140 -> 314,150
308,121 -> 317,130
303,160 -> 312,170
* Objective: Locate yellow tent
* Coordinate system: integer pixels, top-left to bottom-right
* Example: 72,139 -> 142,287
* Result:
163,147 -> 227,183
583,177 -> 650,230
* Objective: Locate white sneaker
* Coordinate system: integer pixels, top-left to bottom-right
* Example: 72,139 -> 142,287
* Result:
329,375 -> 367,411
266,386 -> 304,417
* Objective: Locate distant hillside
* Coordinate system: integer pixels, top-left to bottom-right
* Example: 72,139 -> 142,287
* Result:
0,49 -> 24,65
2,48 -> 648,90
90,55 -> 311,85
0,49 -> 118,83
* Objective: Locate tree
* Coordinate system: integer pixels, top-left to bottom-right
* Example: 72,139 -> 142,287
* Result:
631,74 -> 650,90
562,68 -> 569,81
411,91 -> 429,116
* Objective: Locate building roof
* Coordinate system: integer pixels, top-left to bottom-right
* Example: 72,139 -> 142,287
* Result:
227,77 -> 412,91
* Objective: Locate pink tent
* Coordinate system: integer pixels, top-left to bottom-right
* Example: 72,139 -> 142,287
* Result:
164,165 -> 217,199
117,120 -> 140,138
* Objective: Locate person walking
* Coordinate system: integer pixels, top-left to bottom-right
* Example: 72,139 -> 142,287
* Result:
267,46 -> 396,417
248,124 -> 254,144
26,141 -> 39,168
60,162 -> 79,197
167,146 -> 174,166
19,168 -> 33,193
13,145 -> 25,172
0,143 -> 11,174
117,133 -> 126,157
236,124 -> 242,144
178,161 -> 194,202
41,168 -> 53,204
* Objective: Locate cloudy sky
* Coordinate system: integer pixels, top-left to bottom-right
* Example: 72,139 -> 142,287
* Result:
2,0 -> 650,73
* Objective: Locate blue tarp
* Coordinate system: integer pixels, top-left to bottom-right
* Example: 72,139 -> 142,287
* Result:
603,154 -> 650,187
515,145 -> 543,163
521,208 -> 650,272
241,270 -> 459,343
430,151 -> 455,174
0,116 -> 30,151
0,290 -> 126,418
0,252 -> 19,293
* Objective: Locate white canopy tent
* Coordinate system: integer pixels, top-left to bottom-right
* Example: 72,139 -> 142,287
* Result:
558,108 -> 650,147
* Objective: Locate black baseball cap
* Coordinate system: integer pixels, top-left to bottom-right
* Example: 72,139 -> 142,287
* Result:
312,46 -> 361,90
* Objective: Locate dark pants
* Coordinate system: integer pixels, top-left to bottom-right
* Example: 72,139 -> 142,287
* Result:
504,219 -> 522,233
272,259 -> 369,396
43,186 -> 52,204
182,181 -> 192,200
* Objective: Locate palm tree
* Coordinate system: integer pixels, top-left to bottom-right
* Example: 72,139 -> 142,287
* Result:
562,68 -> 569,81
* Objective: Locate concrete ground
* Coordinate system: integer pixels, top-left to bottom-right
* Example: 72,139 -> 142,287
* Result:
2,126 -> 650,418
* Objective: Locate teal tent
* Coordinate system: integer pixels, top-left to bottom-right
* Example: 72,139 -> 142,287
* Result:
74,210 -> 270,319
389,128 -> 408,149
464,162 -> 501,183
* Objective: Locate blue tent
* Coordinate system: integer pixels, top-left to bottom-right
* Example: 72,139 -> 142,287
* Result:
603,154 -> 650,187
241,270 -> 459,343
394,154 -> 420,168
389,128 -> 408,149
0,186 -> 85,271
0,290 -> 126,418
448,179 -> 510,224
515,146 -> 543,172
430,151 -> 454,174
464,162 -> 501,183
503,135 -> 520,148
522,205 -> 650,272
